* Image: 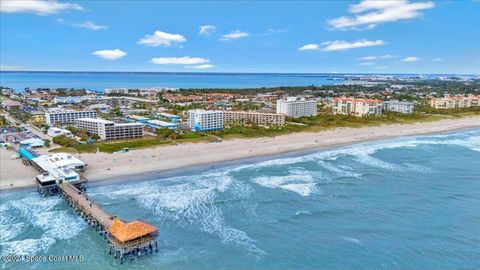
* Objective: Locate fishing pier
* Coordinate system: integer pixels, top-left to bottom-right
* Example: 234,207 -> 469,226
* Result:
18,147 -> 159,264
58,181 -> 159,264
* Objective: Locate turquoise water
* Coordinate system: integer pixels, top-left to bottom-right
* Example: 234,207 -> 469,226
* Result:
0,72 -> 341,91
0,72 -> 460,92
1,129 -> 479,269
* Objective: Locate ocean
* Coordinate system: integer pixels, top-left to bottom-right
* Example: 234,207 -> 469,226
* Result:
1,129 -> 479,270
0,72 -> 459,92
0,72 -> 343,91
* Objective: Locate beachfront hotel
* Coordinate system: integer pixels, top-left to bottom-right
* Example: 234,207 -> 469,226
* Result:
75,118 -> 143,141
332,97 -> 383,116
276,97 -> 317,117
224,111 -> 286,126
430,95 -> 480,109
45,109 -> 97,125
187,109 -> 224,131
382,100 -> 414,114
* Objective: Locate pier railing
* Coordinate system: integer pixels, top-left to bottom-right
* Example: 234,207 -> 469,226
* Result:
57,181 -> 158,264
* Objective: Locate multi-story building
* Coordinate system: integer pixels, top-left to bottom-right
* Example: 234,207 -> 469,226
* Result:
332,97 -> 383,116
276,97 -> 317,118
187,109 -> 224,132
224,111 -> 285,126
45,110 -> 97,125
75,118 -> 143,141
430,95 -> 480,109
382,100 -> 414,114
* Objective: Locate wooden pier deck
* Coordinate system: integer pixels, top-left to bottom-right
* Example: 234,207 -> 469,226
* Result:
57,181 -> 159,263
58,181 -> 114,229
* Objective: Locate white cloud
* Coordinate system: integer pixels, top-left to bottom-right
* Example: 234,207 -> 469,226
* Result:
360,56 -> 377,61
431,57 -> 443,62
298,44 -> 320,51
186,64 -> 216,69
401,56 -> 419,62
328,0 -> 435,30
151,57 -> 210,65
358,54 -> 391,61
199,25 -> 216,36
0,0 -> 83,15
321,39 -> 385,51
138,31 -> 186,47
73,21 -> 107,30
92,49 -> 127,60
359,62 -> 375,66
220,30 -> 249,40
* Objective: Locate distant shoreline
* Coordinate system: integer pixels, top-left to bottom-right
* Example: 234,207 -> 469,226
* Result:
2,116 -> 479,192
1,70 -> 476,76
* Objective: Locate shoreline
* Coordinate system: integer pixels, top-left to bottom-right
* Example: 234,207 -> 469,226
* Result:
86,124 -> 480,189
1,116 -> 479,191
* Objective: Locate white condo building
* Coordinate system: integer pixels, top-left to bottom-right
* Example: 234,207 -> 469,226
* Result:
276,97 -> 317,118
382,100 -> 414,114
45,110 -> 97,125
188,109 -> 224,132
75,118 -> 143,141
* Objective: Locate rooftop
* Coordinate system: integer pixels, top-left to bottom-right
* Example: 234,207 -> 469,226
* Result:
1,99 -> 22,106
108,218 -> 158,243
333,97 -> 383,103
77,117 -> 114,124
146,120 -> 178,127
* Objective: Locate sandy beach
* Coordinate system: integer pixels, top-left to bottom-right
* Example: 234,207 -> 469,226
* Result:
1,116 -> 479,190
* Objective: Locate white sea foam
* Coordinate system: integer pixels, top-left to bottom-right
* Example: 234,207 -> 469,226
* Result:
104,171 -> 264,257
9,196 -> 62,218
353,153 -> 401,171
0,223 -> 26,242
252,171 -> 319,196
341,236 -> 362,245
317,161 -> 361,178
402,163 -> 432,173
35,211 -> 86,240
0,238 -> 56,256
231,131 -> 480,173
2,193 -> 86,256
295,210 -> 312,216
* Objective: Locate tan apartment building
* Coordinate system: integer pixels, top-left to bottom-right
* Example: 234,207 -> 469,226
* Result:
430,95 -> 480,109
332,97 -> 383,116
224,111 -> 285,126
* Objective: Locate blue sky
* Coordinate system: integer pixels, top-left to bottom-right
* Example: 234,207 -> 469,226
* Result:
0,0 -> 479,74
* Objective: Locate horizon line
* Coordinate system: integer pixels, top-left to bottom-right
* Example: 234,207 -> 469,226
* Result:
0,70 -> 478,76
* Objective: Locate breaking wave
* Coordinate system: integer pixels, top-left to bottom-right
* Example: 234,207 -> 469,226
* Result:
234,129 -> 480,172
102,172 -> 265,258
0,194 -> 86,256
0,238 -> 56,256
252,169 -> 320,196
